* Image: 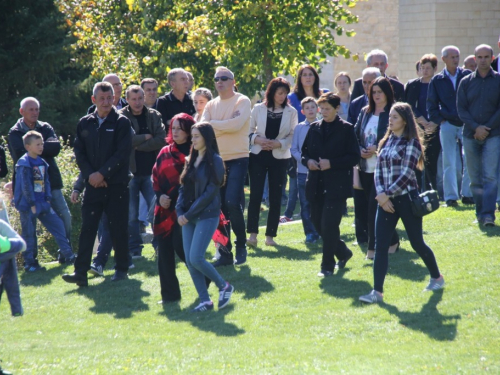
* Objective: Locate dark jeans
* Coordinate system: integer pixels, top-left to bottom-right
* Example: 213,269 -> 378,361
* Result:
247,152 -> 288,237
284,175 -> 298,218
359,171 -> 399,250
128,175 -> 155,254
74,183 -> 130,275
423,132 -> 441,192
220,157 -> 249,250
297,173 -> 318,236
353,188 -> 368,244
373,193 -> 440,293
310,192 -> 351,272
157,223 -> 186,302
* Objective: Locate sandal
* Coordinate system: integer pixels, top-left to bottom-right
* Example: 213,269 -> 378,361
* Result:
246,238 -> 258,248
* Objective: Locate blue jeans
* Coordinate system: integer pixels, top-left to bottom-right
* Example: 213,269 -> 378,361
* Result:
50,189 -> 72,242
284,175 -> 298,218
139,193 -> 149,227
463,135 -> 500,221
440,122 -> 471,200
374,193 -> 440,293
128,175 -> 155,254
220,157 -> 249,249
297,173 -> 318,236
182,216 -> 226,302
20,202 -> 72,265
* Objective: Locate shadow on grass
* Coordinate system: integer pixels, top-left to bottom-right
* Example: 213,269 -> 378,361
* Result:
219,265 -> 274,300
250,243 -> 316,261
20,263 -> 72,286
319,270 -> 373,307
160,303 -> 245,337
65,278 -> 150,319
380,290 -> 460,341
477,223 -> 500,237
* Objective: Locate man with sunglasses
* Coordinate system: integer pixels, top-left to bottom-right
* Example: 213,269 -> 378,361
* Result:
201,67 -> 251,266
157,68 -> 196,133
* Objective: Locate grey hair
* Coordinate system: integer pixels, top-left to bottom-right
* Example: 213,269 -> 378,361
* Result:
20,97 -> 40,109
474,44 -> 494,56
93,82 -> 114,97
125,84 -> 144,99
441,45 -> 460,57
215,66 -> 234,79
366,49 -> 388,66
192,87 -> 213,101
167,68 -> 187,84
362,67 -> 382,78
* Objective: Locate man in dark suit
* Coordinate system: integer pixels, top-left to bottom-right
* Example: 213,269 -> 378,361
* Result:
351,49 -> 404,102
491,35 -> 500,72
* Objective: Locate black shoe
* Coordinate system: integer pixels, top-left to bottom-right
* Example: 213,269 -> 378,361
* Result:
234,247 -> 247,265
336,249 -> 353,269
111,270 -> 128,282
212,254 -> 234,267
446,199 -> 458,207
62,273 -> 88,287
461,196 -> 474,205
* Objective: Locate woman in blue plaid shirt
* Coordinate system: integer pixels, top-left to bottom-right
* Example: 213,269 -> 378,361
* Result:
359,102 -> 445,304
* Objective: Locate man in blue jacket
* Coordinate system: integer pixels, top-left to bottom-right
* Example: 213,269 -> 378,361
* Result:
427,45 -> 472,207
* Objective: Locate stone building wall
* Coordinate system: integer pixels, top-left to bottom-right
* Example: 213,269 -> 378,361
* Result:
313,0 -> 500,93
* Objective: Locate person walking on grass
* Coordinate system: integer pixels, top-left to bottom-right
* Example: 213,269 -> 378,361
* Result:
301,93 -> 360,277
176,123 -> 234,312
360,103 -> 444,304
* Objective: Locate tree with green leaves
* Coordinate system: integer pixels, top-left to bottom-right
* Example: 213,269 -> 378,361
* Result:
0,0 -> 90,137
58,0 -> 360,96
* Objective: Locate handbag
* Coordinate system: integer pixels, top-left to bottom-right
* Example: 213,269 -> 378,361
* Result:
408,189 -> 439,217
353,166 -> 363,190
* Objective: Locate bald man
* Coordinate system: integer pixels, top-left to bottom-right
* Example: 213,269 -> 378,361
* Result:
8,97 -> 73,257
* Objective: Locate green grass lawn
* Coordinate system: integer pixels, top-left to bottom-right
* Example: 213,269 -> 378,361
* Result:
1,201 -> 499,374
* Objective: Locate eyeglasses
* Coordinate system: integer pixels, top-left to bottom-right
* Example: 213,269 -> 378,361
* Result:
214,76 -> 233,82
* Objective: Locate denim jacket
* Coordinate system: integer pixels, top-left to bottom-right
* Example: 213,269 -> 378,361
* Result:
14,154 -> 51,212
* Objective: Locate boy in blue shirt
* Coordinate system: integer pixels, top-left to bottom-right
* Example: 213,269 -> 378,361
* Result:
290,97 -> 321,243
14,131 -> 74,272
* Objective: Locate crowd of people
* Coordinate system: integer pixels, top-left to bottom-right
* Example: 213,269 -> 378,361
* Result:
1,40 -> 500,316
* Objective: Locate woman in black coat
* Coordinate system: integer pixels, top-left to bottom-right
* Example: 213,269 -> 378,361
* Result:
301,93 -> 361,276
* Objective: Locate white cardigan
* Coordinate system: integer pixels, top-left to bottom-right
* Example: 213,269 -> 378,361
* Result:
249,103 -> 298,159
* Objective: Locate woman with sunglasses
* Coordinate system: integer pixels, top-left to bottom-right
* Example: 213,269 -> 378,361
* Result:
177,122 -> 234,312
247,78 -> 298,247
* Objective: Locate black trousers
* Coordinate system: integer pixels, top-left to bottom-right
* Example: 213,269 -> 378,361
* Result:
423,132 -> 441,192
74,183 -> 129,275
310,191 -> 351,272
359,171 -> 399,250
353,189 -> 368,244
157,223 -> 185,302
247,152 -> 288,237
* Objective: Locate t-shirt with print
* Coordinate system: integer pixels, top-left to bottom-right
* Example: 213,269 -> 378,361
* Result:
362,115 -> 379,173
28,156 -> 47,202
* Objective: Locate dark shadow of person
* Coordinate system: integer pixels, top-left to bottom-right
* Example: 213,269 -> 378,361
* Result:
159,303 -> 245,337
319,269 -> 373,307
65,278 -> 150,319
380,290 -> 460,341
220,265 -> 274,300
20,263 -> 65,287
250,243 -> 316,261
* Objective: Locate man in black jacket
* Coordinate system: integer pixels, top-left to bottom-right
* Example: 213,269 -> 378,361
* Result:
62,82 -> 133,286
8,97 -> 73,246
351,49 -> 404,102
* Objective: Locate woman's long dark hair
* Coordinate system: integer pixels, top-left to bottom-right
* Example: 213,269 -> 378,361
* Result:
166,113 -> 195,144
293,64 -> 321,100
378,102 -> 425,170
264,77 -> 291,109
180,122 -> 225,186
367,76 -> 394,114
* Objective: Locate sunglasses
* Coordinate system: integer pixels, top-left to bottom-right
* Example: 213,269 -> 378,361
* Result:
214,76 -> 233,82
